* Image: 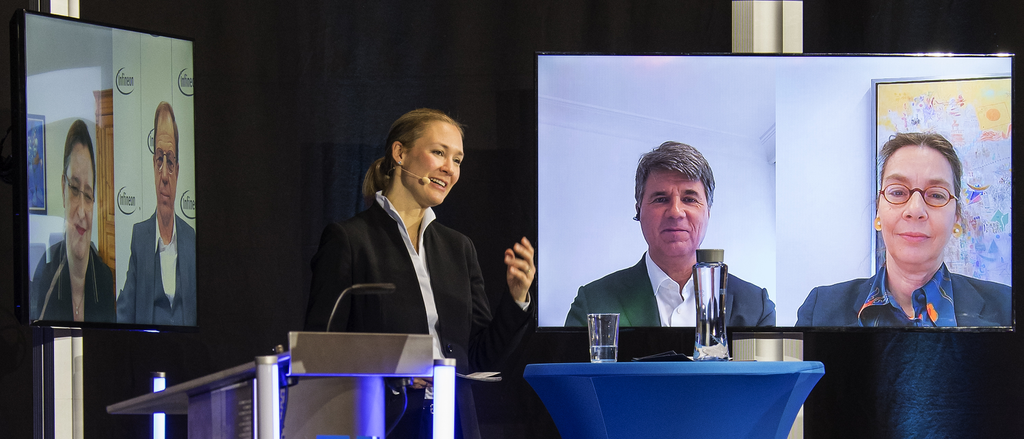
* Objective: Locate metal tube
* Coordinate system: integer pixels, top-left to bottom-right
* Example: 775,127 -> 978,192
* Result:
432,359 -> 456,439
255,356 -> 281,439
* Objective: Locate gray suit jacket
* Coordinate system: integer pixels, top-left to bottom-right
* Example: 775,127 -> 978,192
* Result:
116,213 -> 197,325
565,256 -> 776,327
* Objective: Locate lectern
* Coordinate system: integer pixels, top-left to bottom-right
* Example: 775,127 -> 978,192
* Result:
108,332 -> 435,439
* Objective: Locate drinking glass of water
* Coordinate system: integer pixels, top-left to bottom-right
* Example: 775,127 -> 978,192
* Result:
587,313 -> 619,363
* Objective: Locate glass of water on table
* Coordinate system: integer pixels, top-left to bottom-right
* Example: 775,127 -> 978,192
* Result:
587,313 -> 619,363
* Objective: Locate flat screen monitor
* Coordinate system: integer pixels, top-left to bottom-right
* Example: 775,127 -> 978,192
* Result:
11,10 -> 197,330
536,53 -> 1013,331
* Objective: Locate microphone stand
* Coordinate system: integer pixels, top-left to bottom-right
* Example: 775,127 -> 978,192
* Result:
322,283 -> 400,435
279,283 -> 397,437
325,283 -> 396,332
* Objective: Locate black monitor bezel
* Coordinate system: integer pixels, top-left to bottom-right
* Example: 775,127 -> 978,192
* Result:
532,51 -> 1016,334
10,9 -> 198,332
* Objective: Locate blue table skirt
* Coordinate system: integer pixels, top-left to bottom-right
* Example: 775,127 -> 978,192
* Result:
524,361 -> 824,439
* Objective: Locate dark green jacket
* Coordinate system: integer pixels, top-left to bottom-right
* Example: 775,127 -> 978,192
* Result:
565,256 -> 776,327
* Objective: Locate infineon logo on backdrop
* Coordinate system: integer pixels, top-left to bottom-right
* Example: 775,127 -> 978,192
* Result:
117,186 -> 137,215
115,67 -> 135,95
179,190 -> 196,219
178,68 -> 194,96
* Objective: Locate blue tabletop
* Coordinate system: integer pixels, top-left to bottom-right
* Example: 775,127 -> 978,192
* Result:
524,361 -> 825,439
525,360 -> 824,377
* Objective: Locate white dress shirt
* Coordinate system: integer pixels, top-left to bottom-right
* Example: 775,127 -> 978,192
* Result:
155,221 -> 177,304
646,252 -> 696,326
376,192 -> 446,360
375,191 -> 531,361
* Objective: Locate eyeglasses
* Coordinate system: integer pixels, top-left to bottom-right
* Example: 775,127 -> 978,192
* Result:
65,177 -> 94,205
154,149 -> 177,174
880,183 -> 956,208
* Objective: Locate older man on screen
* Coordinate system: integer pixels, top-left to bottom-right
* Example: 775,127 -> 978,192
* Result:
116,102 -> 197,325
565,141 -> 775,327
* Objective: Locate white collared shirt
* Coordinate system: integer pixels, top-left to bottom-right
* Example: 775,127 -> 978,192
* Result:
646,252 -> 696,326
375,192 -> 445,360
155,220 -> 178,304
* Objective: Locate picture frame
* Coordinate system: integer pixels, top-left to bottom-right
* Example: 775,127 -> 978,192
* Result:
873,76 -> 1012,286
26,114 -> 46,214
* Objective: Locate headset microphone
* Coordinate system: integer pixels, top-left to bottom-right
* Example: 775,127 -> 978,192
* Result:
400,166 -> 432,185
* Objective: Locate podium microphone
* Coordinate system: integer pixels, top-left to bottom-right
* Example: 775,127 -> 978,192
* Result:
400,166 -> 431,185
325,283 -> 396,332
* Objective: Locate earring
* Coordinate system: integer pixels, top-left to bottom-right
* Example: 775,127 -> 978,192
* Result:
398,161 -> 402,165
874,217 -> 882,231
952,223 -> 963,238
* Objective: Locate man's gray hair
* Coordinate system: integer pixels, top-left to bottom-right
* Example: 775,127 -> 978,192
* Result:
633,141 -> 715,219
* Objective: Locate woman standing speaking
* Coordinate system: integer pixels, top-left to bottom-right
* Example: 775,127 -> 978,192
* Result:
305,108 -> 535,439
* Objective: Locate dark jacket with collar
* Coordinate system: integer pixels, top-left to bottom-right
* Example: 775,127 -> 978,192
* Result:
564,256 -> 776,327
796,271 -> 1012,327
31,240 -> 116,323
305,202 -> 534,439
115,213 -> 198,326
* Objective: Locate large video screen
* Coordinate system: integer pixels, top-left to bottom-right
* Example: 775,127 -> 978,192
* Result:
12,10 -> 197,329
537,54 -> 1013,330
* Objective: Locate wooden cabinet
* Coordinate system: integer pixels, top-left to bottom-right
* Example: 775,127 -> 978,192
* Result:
94,89 -> 115,276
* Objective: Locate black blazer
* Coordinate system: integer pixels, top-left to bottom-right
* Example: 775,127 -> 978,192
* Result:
796,270 -> 1012,327
564,256 -> 776,327
306,202 -> 533,439
31,240 -> 116,323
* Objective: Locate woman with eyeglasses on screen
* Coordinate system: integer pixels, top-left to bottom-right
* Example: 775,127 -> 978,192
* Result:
304,108 -> 536,439
797,132 -> 1010,327
30,119 -> 115,323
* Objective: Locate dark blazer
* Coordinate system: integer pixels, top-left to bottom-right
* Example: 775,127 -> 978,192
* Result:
796,271 -> 1012,327
30,240 -> 116,323
305,203 -> 534,439
564,256 -> 776,327
116,213 -> 198,325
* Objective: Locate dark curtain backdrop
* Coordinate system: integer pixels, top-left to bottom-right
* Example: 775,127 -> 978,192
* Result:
0,1 -> 1021,438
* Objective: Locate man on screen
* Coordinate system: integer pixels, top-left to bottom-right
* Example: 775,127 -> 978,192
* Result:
117,102 -> 197,325
564,141 -> 775,327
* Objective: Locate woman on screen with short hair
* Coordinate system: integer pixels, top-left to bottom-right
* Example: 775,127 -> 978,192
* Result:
797,132 -> 1010,327
304,108 -> 536,439
31,119 -> 115,323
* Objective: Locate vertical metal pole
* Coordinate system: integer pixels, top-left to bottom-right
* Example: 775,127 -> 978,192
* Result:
33,327 -> 81,439
48,1 -> 68,17
255,356 -> 281,439
32,327 -> 54,439
52,330 -> 72,439
71,333 -> 83,439
432,359 -> 456,439
732,5 -> 805,437
730,0 -> 805,366
732,1 -> 803,53
47,0 -> 79,18
152,372 -> 166,439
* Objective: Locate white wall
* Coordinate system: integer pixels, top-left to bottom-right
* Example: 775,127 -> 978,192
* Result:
537,55 -> 778,326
